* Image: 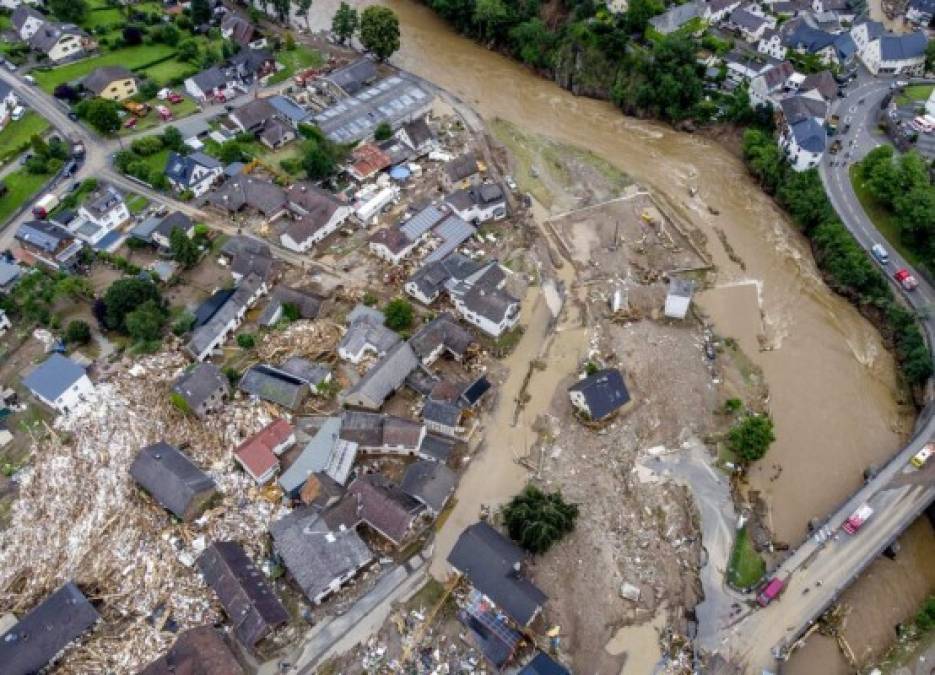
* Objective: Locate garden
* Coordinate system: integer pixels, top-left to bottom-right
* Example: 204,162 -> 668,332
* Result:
0,112 -> 50,164
0,170 -> 50,226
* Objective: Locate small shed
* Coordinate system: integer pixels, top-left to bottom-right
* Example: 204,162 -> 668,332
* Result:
664,277 -> 695,319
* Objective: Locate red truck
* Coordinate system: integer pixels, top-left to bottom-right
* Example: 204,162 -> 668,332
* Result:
757,577 -> 785,607
894,268 -> 919,291
842,504 -> 874,535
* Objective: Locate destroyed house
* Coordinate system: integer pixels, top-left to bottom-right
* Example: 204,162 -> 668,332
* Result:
171,362 -> 230,417
239,363 -> 308,410
258,285 -> 323,326
337,316 -> 400,364
405,252 -> 484,305
342,341 -> 419,410
196,541 -> 289,649
347,473 -> 425,546
130,441 -> 218,521
205,176 -> 288,220
568,368 -> 631,421
185,274 -> 267,361
140,626 -> 245,675
270,506 -> 373,604
322,58 -> 378,95
444,152 -> 479,189
0,582 -> 100,675
519,652 -> 572,675
278,357 -> 331,389
459,588 -> 524,670
417,432 -> 457,463
408,312 -> 476,365
448,521 -> 547,626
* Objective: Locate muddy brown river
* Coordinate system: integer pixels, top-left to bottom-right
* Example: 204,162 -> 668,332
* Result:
302,0 -> 928,667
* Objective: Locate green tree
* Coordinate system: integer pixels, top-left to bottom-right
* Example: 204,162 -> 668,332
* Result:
473,0 -> 509,42
172,311 -> 195,335
84,99 -> 120,134
170,228 -> 200,268
502,484 -> 579,554
926,41 -> 935,72
190,0 -> 211,24
218,141 -> 246,164
155,23 -> 181,46
236,332 -> 256,349
284,31 -> 296,50
727,414 -> 775,463
125,299 -> 166,342
30,134 -> 49,159
302,142 -> 336,179
623,0 -> 663,33
509,19 -> 556,70
297,0 -> 314,30
64,320 -> 92,345
271,0 -> 291,23
359,6 -> 400,61
54,276 -> 93,300
374,121 -> 392,140
161,126 -> 184,152
331,2 -> 358,43
48,0 -> 88,23
102,277 -> 162,332
383,297 -> 413,331
178,39 -> 201,63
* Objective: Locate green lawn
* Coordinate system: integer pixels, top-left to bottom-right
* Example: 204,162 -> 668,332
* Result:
140,147 -> 171,175
896,84 -> 934,107
849,163 -> 923,270
0,112 -> 50,163
82,7 -> 126,30
32,44 -> 177,92
0,14 -> 11,31
126,194 -> 150,214
140,59 -> 201,87
727,526 -> 766,589
0,170 -> 50,226
267,46 -> 323,85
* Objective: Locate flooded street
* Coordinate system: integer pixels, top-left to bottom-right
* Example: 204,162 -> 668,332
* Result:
303,0 -> 926,665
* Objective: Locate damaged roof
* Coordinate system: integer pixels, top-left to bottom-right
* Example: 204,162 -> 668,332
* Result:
139,625 -> 245,675
129,442 -> 217,521
196,541 -> 289,649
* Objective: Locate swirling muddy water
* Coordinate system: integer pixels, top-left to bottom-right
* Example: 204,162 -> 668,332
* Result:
305,0 -> 927,664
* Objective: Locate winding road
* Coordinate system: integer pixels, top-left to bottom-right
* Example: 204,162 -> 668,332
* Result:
704,69 -> 935,673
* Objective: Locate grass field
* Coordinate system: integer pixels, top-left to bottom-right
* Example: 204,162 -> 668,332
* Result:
82,7 -> 125,30
126,194 -> 150,214
140,58 -> 201,87
32,45 -> 177,92
0,170 -> 49,226
0,112 -> 51,163
896,84 -> 934,107
267,46 -> 323,85
140,148 -> 171,176
0,14 -> 11,31
849,163 -> 923,270
727,526 -> 766,589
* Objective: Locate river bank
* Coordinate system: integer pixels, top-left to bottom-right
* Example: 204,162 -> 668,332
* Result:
294,0 -> 929,668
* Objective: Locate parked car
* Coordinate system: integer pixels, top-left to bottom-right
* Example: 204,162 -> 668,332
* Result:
67,111 -> 79,121
168,93 -> 184,104
757,578 -> 785,607
10,106 -> 25,122
3,60 -> 15,73
124,117 -> 138,129
894,268 -> 919,291
911,443 -> 933,469
871,243 -> 889,264
22,75 -> 36,85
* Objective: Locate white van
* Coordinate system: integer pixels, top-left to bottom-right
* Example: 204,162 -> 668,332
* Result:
10,106 -> 24,121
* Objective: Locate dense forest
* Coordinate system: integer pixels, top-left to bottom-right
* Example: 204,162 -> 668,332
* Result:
422,0 -> 747,123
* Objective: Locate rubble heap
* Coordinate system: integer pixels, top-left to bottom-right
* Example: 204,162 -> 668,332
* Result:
0,352 -> 287,672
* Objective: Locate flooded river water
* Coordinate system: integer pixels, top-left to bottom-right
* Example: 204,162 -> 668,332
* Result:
302,0 -> 927,667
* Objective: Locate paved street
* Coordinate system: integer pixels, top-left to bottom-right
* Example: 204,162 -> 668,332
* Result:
703,70 -> 935,673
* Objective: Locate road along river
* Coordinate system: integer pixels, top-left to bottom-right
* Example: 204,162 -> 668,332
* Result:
300,0 -> 927,666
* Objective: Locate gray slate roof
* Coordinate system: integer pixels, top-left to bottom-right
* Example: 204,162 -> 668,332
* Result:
343,342 -> 419,409
447,522 -> 547,625
196,541 -> 289,649
82,66 -> 135,94
408,313 -> 476,362
190,66 -> 229,93
0,582 -> 100,675
270,505 -> 373,602
22,353 -> 87,404
239,364 -> 308,410
790,117 -> 827,153
568,368 -> 631,420
129,442 -> 217,520
401,460 -> 456,512
16,220 -> 72,253
139,626 -> 245,675
28,22 -> 85,54
258,285 -> 323,326
323,58 -> 378,95
278,357 -> 330,387
186,273 -> 264,359
172,362 -> 229,413
347,473 -> 425,544
650,1 -> 702,33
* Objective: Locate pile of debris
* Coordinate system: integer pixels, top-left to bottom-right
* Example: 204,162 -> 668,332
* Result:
0,352 -> 287,672
256,319 -> 342,363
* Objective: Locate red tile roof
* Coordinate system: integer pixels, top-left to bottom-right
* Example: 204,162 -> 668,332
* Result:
234,419 -> 294,481
348,143 -> 391,181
